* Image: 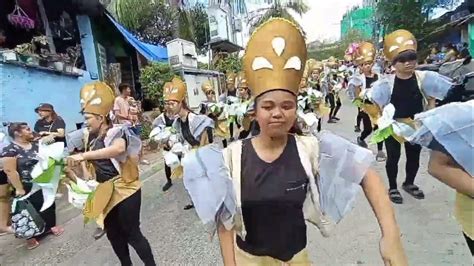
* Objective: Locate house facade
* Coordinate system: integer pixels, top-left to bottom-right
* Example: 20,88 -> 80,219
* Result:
1,2 -> 167,132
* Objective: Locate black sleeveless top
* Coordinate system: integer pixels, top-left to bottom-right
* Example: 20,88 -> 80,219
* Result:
179,114 -> 213,147
237,135 -> 308,261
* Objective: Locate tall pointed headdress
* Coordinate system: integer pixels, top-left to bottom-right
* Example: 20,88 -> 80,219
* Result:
80,81 -> 115,116
163,77 -> 187,102
201,80 -> 214,94
243,18 -> 307,97
236,71 -> 249,88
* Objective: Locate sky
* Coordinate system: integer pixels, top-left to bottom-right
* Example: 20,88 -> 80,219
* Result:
294,0 -> 363,43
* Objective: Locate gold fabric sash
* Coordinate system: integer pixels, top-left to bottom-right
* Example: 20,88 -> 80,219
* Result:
392,117 -> 417,143
84,177 -> 141,228
362,103 -> 381,126
215,120 -> 230,138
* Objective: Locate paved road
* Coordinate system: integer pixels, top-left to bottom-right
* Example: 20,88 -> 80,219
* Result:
0,96 -> 471,265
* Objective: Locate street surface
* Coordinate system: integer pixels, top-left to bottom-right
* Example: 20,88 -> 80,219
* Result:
0,96 -> 471,265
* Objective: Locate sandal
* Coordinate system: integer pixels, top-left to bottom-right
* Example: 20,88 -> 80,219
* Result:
26,238 -> 40,250
50,226 -> 64,236
93,227 -> 106,240
389,189 -> 403,204
402,184 -> 425,200
376,151 -> 386,162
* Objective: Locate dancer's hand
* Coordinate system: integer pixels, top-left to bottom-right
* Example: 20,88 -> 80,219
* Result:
67,154 -> 84,168
379,234 -> 408,266
15,188 -> 26,197
41,135 -> 55,145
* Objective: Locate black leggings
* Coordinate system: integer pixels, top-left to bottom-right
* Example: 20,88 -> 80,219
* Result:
360,112 -> 383,151
164,162 -> 171,183
464,233 -> 474,256
385,136 -> 422,190
356,108 -> 363,127
327,93 -> 342,118
104,190 -> 156,266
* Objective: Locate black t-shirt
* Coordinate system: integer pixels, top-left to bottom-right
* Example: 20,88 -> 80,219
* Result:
365,74 -> 378,88
0,142 -> 39,183
164,115 -> 174,127
364,74 -> 378,104
391,75 -> 424,119
88,134 -> 120,183
179,115 -> 213,147
237,135 -> 308,261
34,116 -> 67,145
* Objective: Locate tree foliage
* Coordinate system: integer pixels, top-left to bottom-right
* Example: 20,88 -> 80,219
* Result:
213,54 -> 242,74
116,0 -> 176,45
139,62 -> 176,107
162,1 -> 209,54
115,0 -> 154,31
248,0 -> 309,34
376,0 -> 461,38
115,0 -> 209,50
308,29 -> 367,60
190,3 -> 210,55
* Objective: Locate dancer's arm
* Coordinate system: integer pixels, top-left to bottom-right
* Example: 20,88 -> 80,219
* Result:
82,138 -> 126,160
67,138 -> 126,167
361,168 -> 408,265
217,224 -> 236,266
427,97 -> 436,110
428,151 -> 474,197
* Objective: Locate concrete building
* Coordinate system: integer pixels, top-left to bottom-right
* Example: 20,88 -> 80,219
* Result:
340,6 -> 375,39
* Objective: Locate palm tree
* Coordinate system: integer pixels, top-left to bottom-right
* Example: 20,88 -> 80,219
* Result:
248,0 -> 309,34
168,0 -> 196,42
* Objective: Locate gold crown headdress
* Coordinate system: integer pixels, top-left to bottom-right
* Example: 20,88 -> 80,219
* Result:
299,76 -> 307,89
226,73 -> 237,85
326,56 -> 338,68
243,18 -> 307,97
304,59 -> 323,78
163,77 -> 187,102
201,80 -> 214,94
384,29 -> 417,61
357,42 -> 376,64
236,71 -> 249,88
80,81 -> 115,116
344,54 -> 353,62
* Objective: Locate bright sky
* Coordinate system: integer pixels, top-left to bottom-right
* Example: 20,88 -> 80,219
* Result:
293,0 -> 363,43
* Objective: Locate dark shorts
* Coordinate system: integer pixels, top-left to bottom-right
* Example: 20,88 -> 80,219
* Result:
428,138 -> 449,154
130,125 -> 142,136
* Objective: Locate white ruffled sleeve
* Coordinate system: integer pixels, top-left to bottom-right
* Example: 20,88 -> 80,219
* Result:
318,131 -> 375,222
408,100 -> 474,176
419,71 -> 452,100
370,77 -> 393,108
182,145 -> 237,234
